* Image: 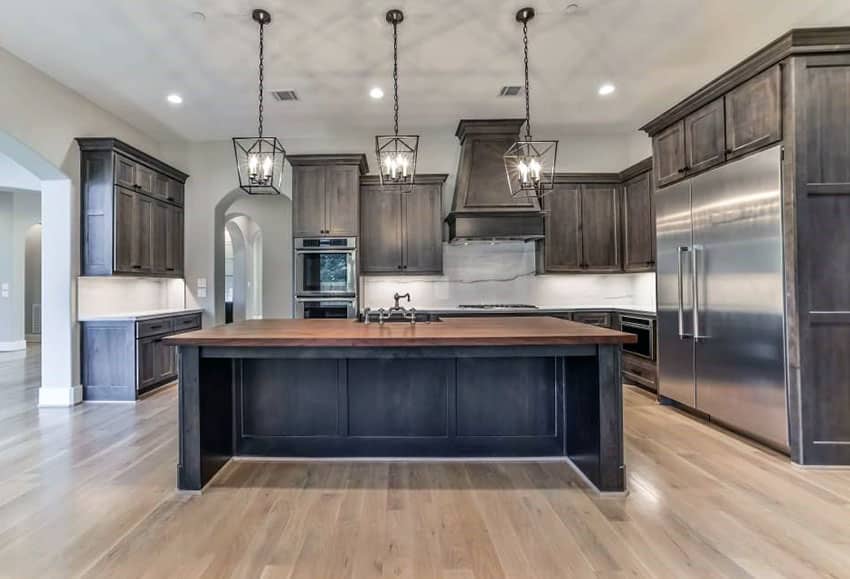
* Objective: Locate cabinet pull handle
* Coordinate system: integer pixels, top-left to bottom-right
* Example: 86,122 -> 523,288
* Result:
132,265 -> 142,269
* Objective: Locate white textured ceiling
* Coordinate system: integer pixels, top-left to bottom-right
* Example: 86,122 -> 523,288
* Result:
1,0 -> 849,142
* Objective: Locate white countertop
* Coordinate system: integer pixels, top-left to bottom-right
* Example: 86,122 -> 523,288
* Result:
78,308 -> 204,322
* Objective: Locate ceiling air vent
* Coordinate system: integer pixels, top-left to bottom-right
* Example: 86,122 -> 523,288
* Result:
271,90 -> 299,102
498,86 -> 522,97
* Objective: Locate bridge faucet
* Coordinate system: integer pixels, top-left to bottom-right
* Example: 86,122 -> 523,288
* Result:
393,292 -> 411,311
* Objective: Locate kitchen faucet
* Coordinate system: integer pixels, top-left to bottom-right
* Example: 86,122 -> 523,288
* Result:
363,292 -> 416,325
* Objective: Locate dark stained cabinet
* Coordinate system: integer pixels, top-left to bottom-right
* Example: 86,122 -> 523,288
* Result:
360,185 -> 403,273
289,155 -> 368,237
539,181 -> 620,272
82,312 -> 201,401
653,122 -> 686,187
725,64 -> 782,160
580,184 -> 621,272
541,184 -> 581,272
78,138 -> 188,278
622,166 -> 656,272
360,175 -> 447,274
685,98 -> 726,173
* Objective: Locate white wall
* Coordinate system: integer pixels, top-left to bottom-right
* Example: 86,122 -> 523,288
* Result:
0,189 -> 41,349
0,45 -> 180,402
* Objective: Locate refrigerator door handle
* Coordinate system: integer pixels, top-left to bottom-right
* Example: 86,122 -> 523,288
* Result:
692,244 -> 708,341
677,245 -> 692,339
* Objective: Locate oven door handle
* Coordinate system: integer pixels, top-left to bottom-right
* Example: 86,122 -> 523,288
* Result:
621,321 -> 651,331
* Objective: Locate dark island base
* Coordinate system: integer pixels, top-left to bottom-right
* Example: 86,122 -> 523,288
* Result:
178,345 -> 625,494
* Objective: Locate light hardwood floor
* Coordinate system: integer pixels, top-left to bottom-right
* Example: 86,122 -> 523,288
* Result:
1,346 -> 849,578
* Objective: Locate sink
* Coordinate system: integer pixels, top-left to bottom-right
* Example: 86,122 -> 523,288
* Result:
359,311 -> 443,324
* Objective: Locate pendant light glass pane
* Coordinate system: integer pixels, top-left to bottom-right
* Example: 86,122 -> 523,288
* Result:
503,139 -> 558,199
233,136 -> 286,195
376,135 -> 418,189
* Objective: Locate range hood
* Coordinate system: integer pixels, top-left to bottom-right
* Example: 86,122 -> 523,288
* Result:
446,119 -> 545,243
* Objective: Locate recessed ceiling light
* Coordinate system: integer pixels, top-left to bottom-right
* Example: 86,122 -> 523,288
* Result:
190,11 -> 206,23
167,93 -> 183,105
598,83 -> 616,96
369,87 -> 384,99
564,3 -> 580,14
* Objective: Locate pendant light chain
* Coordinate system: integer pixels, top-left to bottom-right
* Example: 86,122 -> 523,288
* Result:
392,20 -> 400,136
522,20 -> 532,141
257,19 -> 265,139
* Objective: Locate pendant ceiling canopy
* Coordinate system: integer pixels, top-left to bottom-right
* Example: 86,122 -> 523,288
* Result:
375,9 -> 419,191
233,8 -> 286,196
504,7 -> 558,201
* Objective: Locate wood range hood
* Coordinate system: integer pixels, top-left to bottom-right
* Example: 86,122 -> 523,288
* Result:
446,119 -> 545,243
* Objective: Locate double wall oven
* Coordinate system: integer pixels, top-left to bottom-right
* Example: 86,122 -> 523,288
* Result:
294,237 -> 358,318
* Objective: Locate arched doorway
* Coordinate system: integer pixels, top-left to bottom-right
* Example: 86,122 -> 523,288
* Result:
224,214 -> 263,324
0,131 -> 77,406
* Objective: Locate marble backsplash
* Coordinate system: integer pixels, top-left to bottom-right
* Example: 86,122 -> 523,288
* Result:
362,242 -> 656,310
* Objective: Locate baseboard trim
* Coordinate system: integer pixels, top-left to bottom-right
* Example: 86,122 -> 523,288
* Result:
38,385 -> 83,407
0,340 -> 27,352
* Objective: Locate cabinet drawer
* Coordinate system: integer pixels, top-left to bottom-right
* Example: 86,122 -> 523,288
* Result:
572,312 -> 611,328
173,314 -> 201,333
137,318 -> 175,338
623,353 -> 657,389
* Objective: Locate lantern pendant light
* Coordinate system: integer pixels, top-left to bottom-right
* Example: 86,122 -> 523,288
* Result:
504,7 -> 558,200
233,8 -> 286,195
375,9 -> 419,190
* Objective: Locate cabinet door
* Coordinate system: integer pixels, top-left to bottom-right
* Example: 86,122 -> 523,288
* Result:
135,164 -> 156,196
404,184 -> 443,273
131,193 -> 153,273
165,205 -> 184,277
293,166 -> 327,236
155,338 -> 176,382
114,154 -> 136,189
167,179 -> 184,205
572,311 -> 612,328
153,174 -> 169,201
325,166 -> 359,236
114,187 -> 135,273
622,171 -> 656,272
580,183 -> 621,272
685,98 -> 726,173
151,201 -> 169,274
360,186 -> 403,273
725,64 -> 781,160
542,183 -> 582,272
653,121 -> 686,187
137,337 -> 158,391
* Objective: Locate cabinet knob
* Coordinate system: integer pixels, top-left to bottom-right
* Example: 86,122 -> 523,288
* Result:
397,265 -> 403,270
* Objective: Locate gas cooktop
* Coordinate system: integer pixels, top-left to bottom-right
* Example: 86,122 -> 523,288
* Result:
456,304 -> 539,309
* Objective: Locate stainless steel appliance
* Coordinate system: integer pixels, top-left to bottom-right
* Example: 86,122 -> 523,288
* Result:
295,297 -> 357,319
620,315 -> 655,361
656,145 -> 789,450
294,237 -> 357,298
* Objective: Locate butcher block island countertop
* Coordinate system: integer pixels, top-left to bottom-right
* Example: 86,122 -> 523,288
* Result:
165,316 -> 637,347
170,317 -> 634,495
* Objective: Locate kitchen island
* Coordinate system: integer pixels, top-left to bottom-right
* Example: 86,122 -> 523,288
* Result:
166,317 -> 636,493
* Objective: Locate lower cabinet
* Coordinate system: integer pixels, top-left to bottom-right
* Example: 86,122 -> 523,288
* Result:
82,312 -> 201,401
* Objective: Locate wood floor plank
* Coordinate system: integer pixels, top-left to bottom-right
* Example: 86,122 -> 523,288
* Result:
0,347 -> 849,578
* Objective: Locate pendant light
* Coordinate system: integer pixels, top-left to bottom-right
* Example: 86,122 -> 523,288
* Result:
375,9 -> 419,190
233,9 -> 286,195
504,7 -> 558,200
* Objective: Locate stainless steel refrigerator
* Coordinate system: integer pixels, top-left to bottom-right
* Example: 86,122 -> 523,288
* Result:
655,145 -> 789,451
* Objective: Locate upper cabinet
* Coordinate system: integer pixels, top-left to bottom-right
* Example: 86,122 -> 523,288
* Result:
644,64 -> 783,188
77,138 -> 188,278
538,178 -> 621,273
621,160 -> 655,272
289,154 -> 368,238
725,65 -> 782,160
360,175 -> 447,275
